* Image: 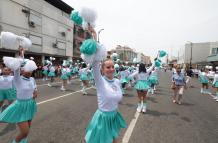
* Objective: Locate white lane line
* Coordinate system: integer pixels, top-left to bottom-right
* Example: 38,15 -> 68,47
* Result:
37,87 -> 93,105
122,111 -> 140,143
37,82 -> 62,87
36,79 -> 80,87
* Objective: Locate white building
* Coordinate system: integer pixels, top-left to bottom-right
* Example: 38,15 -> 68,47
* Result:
184,42 -> 211,65
0,0 -> 74,64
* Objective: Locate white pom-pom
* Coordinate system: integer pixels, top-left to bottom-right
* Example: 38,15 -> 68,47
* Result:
94,43 -> 107,62
3,57 -> 22,71
81,54 -> 95,64
18,36 -> 32,50
208,66 -> 213,69
30,57 -> 34,60
50,57 -> 53,61
82,21 -> 89,31
23,60 -> 37,72
114,64 -> 119,69
1,32 -> 19,49
205,65 -> 209,69
80,7 -> 97,25
216,66 -> 218,70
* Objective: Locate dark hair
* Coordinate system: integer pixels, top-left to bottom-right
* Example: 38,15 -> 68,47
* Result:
139,63 -> 146,73
82,63 -> 87,68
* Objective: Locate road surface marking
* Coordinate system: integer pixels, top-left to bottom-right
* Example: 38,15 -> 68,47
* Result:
37,87 -> 93,105
122,111 -> 140,143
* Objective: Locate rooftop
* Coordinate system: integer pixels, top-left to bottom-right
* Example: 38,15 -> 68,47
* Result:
44,0 -> 74,14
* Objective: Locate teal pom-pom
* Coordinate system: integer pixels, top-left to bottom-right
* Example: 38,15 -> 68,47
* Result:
70,11 -> 83,25
159,50 -> 167,57
80,39 -> 97,55
155,60 -> 161,67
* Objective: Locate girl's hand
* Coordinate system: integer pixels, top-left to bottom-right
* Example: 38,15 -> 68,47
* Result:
33,90 -> 38,99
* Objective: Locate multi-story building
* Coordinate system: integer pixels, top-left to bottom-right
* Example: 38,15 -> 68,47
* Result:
207,41 -> 218,66
110,45 -> 137,63
0,0 -> 74,65
73,25 -> 92,61
136,53 -> 151,65
184,42 -> 212,68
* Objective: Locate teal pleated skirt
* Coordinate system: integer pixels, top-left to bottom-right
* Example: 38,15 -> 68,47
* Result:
134,80 -> 150,90
60,74 -> 68,80
85,109 -> 127,143
199,76 -> 209,84
149,75 -> 158,85
0,88 -> 16,101
42,70 -> 48,75
0,99 -> 37,123
80,73 -> 89,81
120,78 -> 129,84
214,82 -> 218,87
48,71 -> 56,77
66,72 -> 72,77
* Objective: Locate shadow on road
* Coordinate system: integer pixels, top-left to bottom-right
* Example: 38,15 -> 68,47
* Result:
0,123 -> 16,136
146,110 -> 179,117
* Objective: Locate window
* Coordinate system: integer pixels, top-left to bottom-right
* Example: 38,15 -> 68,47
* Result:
211,47 -> 218,55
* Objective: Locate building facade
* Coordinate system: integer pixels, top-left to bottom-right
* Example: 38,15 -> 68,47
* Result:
110,45 -> 137,63
184,42 -> 211,68
0,0 -> 74,65
207,41 -> 218,66
136,53 -> 151,65
73,25 -> 92,61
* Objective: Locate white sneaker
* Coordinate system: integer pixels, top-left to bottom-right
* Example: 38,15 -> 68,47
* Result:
142,106 -> 147,113
213,96 -> 217,100
216,99 -> 218,102
60,87 -> 66,91
137,104 -> 142,113
83,92 -> 87,95
48,83 -> 52,87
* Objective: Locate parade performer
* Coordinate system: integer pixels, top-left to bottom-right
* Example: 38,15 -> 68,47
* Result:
149,67 -> 159,95
119,66 -> 130,94
0,41 -> 37,143
199,68 -> 211,95
129,63 -> 155,113
0,66 -> 16,112
42,60 -> 49,81
171,67 -> 186,104
212,67 -> 218,102
79,62 -> 90,95
60,60 -> 68,91
47,57 -> 56,87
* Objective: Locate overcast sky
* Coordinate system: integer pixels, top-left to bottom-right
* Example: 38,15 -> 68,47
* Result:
62,0 -> 218,59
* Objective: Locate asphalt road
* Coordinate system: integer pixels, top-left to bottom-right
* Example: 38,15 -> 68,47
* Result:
0,71 -> 218,143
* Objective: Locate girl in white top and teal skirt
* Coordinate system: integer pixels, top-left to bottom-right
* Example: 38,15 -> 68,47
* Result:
212,67 -> 218,102
79,63 -> 91,95
0,66 -> 16,112
199,69 -> 211,95
119,66 -> 130,94
129,63 -> 154,113
42,64 -> 48,81
85,59 -> 127,143
47,64 -> 56,87
0,56 -> 38,143
60,65 -> 68,91
148,68 -> 159,95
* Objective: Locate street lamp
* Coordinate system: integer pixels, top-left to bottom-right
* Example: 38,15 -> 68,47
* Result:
97,29 -> 104,43
187,41 -> 192,68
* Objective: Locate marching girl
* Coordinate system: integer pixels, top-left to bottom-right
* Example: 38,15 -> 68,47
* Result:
0,49 -> 38,143
0,66 -> 16,112
42,61 -> 49,81
66,65 -> 72,84
114,63 -> 120,79
199,68 -> 211,95
60,61 -> 68,91
149,67 -> 159,95
85,58 -> 127,143
47,62 -> 56,87
79,62 -> 90,95
212,67 -> 218,102
129,63 -> 155,113
171,67 -> 186,104
119,66 -> 130,94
